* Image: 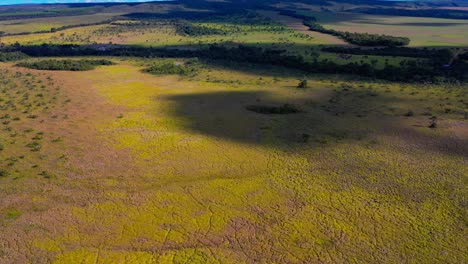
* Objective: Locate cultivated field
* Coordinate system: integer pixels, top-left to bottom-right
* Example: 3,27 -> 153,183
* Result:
297,10 -> 468,47
0,13 -> 121,34
259,10 -> 348,45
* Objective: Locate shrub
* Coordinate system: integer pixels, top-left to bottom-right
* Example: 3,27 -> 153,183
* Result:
297,79 -> 308,88
0,169 -> 9,177
429,116 -> 438,128
26,141 -> 41,151
6,209 -> 21,219
39,171 -> 54,179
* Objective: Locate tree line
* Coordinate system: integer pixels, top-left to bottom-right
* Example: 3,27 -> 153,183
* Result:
279,10 -> 409,46
303,20 -> 410,47
4,43 -> 466,83
348,7 -> 468,20
322,47 -> 454,63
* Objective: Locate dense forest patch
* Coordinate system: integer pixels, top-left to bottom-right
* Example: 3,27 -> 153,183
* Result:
16,59 -> 114,71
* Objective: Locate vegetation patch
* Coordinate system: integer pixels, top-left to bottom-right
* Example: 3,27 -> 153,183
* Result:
16,59 -> 114,71
175,23 -> 226,36
5,209 -> 21,220
143,60 -> 199,76
246,104 -> 303,114
0,51 -> 28,62
0,169 -> 9,178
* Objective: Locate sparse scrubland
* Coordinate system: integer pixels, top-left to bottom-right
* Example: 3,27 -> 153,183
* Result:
0,0 -> 467,263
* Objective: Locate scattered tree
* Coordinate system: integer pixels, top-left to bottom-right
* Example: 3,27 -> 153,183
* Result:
297,79 -> 308,88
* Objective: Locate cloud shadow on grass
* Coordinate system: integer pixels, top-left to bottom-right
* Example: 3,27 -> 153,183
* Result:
163,88 -> 468,157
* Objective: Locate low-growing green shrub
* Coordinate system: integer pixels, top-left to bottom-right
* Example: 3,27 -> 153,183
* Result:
429,116 -> 438,128
39,171 -> 54,179
26,141 -> 41,151
5,209 -> 21,219
0,169 -> 9,177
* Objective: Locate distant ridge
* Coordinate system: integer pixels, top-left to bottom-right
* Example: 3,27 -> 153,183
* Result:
0,0 -> 161,6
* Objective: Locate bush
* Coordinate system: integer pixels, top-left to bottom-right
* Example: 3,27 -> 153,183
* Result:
429,116 -> 438,128
297,79 -> 308,88
0,169 -> 9,177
